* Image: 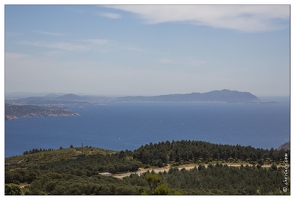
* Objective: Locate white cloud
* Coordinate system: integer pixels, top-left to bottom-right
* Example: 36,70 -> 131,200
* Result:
99,12 -> 121,19
81,39 -> 112,45
82,39 -> 119,53
19,41 -> 89,51
80,39 -> 145,53
16,39 -> 146,56
106,5 -> 289,32
32,30 -> 67,36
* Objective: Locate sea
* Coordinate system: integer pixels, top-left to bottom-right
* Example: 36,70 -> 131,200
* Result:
5,97 -> 290,157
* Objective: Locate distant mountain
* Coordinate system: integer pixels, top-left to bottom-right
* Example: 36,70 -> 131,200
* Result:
116,89 -> 260,103
277,141 -> 290,151
55,94 -> 85,101
5,89 -> 260,105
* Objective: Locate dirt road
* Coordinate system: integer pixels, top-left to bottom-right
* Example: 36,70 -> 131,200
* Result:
112,163 -> 273,179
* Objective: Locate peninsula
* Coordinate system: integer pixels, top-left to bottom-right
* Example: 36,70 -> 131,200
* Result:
5,104 -> 79,120
115,89 -> 260,103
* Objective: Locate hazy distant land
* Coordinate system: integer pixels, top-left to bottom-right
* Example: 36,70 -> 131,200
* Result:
5,104 -> 79,120
6,89 -> 261,104
5,89 -> 271,120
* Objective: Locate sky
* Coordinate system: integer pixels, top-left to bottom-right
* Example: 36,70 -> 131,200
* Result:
4,3 -> 291,97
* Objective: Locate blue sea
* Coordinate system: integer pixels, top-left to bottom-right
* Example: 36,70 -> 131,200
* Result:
5,98 -> 290,157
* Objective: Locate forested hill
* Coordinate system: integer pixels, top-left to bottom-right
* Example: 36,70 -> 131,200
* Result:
5,140 -> 289,195
133,140 -> 288,167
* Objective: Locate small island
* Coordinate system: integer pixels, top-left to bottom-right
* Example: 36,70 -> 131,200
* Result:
5,104 -> 79,120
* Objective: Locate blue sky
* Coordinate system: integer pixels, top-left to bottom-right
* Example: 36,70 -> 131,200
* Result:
4,4 -> 290,97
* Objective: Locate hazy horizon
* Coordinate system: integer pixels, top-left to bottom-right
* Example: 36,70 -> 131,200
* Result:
4,89 -> 291,100
5,5 -> 290,97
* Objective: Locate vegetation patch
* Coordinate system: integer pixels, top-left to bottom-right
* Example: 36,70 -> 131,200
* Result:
5,140 -> 290,195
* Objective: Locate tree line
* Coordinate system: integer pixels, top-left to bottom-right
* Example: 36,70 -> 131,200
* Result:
125,163 -> 287,195
23,148 -> 54,155
133,140 -> 289,167
6,163 -> 288,195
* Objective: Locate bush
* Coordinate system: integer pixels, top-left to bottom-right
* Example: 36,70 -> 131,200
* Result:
153,184 -> 170,195
5,184 -> 21,195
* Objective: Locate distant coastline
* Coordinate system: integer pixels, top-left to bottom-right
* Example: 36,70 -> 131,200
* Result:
5,104 -> 79,120
6,89 -> 261,104
5,89 -> 279,120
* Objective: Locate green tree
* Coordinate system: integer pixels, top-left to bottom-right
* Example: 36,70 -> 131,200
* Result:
5,184 -> 21,195
24,171 -> 38,184
153,184 -> 170,195
45,181 -> 57,193
145,173 -> 162,193
270,164 -> 277,171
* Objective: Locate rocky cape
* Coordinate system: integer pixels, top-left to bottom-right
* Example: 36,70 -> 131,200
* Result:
276,141 -> 290,151
116,89 -> 260,103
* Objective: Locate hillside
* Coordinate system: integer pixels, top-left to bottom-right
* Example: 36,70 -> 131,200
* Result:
5,140 -> 290,195
5,146 -> 118,169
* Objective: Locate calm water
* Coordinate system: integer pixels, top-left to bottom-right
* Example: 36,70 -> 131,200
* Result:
5,100 -> 290,157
